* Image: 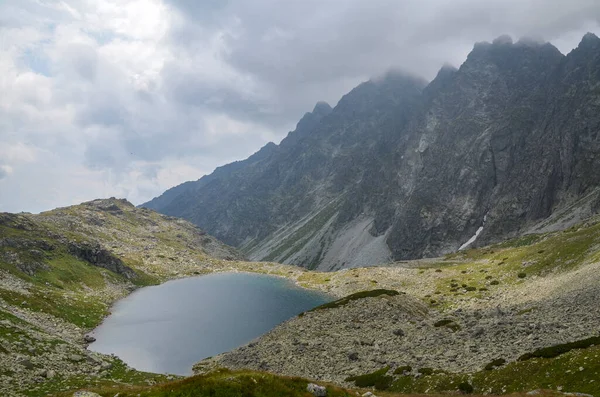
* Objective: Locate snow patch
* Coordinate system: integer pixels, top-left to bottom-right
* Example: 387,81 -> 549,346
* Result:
459,215 -> 487,251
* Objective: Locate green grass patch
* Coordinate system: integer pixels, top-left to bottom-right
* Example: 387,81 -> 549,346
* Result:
22,357 -> 176,397
518,336 -> 600,361
305,289 -> 399,313
484,358 -> 507,370
346,366 -> 392,390
0,288 -> 107,328
54,369 -> 355,397
393,365 -> 412,375
389,342 -> 600,395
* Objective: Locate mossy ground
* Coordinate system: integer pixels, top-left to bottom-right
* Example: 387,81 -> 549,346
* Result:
51,368 -> 563,397
54,370 -> 355,397
20,358 -> 177,397
388,343 -> 600,395
305,289 -> 399,313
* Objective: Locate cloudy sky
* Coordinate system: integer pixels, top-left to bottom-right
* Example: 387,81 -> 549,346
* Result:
1,0 -> 599,213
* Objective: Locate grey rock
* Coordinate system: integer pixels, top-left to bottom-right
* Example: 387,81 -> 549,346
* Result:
393,328 -> 405,337
83,335 -> 96,343
563,394 -> 594,397
43,369 -> 56,379
307,383 -> 327,396
19,359 -> 34,370
472,327 -> 485,337
73,392 -> 102,397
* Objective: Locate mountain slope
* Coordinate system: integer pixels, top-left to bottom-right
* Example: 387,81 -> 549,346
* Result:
194,214 -> 600,396
0,198 -> 309,396
143,34 -> 600,270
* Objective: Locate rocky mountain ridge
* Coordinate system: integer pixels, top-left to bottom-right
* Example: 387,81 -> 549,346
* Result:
143,33 -> 600,270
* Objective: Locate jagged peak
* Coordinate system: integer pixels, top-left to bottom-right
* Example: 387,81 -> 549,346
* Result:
312,101 -> 332,115
262,141 -> 277,150
578,32 -> 600,49
493,34 -> 513,45
372,69 -> 428,87
466,33 -> 562,67
515,36 -> 547,47
436,63 -> 458,78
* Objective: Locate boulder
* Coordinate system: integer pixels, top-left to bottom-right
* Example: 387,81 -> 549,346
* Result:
19,359 -> 34,370
83,335 -> 96,343
307,383 -> 327,396
43,369 -> 56,379
393,328 -> 405,337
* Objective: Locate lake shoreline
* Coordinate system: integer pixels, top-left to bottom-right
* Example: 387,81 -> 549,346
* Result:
87,272 -> 333,375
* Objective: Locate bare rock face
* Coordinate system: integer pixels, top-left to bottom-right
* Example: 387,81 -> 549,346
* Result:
68,242 -> 137,279
143,33 -> 600,270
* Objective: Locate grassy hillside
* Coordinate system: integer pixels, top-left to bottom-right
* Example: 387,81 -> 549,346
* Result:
0,198 -> 308,396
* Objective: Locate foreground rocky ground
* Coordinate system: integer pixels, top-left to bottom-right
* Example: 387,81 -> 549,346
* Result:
195,218 -> 600,395
0,198 -> 311,396
2,198 -> 600,396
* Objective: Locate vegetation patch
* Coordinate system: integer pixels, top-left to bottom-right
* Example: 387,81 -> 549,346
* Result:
458,381 -> 474,394
484,358 -> 507,370
433,319 -> 461,332
52,369 -> 370,397
389,342 -> 600,395
306,289 -> 399,313
393,365 -> 412,375
345,366 -> 392,390
518,336 -> 600,361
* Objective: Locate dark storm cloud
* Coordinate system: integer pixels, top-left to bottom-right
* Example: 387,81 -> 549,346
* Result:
163,0 -> 600,135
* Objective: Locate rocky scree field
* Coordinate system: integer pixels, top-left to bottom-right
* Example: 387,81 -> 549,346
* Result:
194,215 -> 600,396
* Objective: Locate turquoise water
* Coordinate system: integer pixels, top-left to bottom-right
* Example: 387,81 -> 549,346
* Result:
88,272 -> 331,375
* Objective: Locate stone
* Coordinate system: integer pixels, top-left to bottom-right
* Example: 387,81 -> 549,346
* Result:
73,392 -> 102,397
19,359 -> 35,370
563,394 -> 593,397
83,335 -> 97,343
393,328 -> 405,337
348,352 -> 359,361
69,354 -> 84,362
472,327 -> 485,337
43,369 -> 56,379
307,383 -> 327,396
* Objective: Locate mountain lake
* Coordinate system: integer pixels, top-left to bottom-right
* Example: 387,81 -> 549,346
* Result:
88,272 -> 331,375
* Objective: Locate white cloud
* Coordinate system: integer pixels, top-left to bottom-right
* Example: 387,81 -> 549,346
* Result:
0,0 -> 599,213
